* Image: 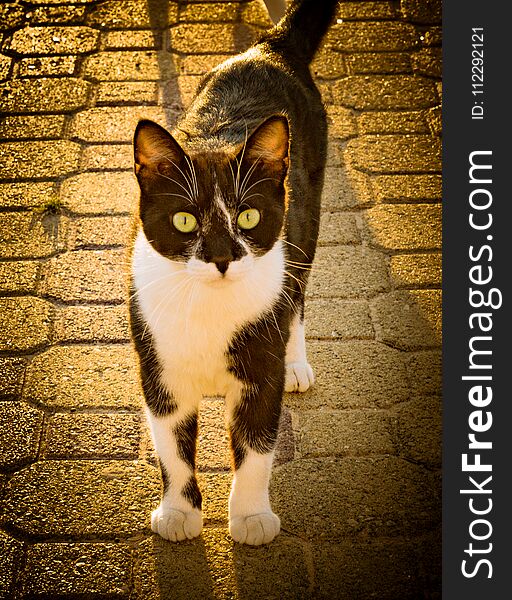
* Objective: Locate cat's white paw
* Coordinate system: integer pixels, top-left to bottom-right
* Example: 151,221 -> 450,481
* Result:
151,506 -> 202,542
285,361 -> 314,392
229,512 -> 280,545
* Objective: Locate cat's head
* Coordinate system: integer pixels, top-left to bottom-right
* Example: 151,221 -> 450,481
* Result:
133,117 -> 289,284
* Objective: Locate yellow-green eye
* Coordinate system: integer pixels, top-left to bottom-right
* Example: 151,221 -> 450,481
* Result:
172,212 -> 198,233
237,208 -> 260,230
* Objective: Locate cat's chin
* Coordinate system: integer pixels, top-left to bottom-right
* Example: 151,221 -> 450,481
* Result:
202,272 -> 245,286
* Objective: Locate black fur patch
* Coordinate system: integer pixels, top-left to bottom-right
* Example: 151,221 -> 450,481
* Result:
129,288 -> 177,417
227,300 -> 288,469
174,413 -> 199,471
182,475 -> 202,510
159,461 -> 170,495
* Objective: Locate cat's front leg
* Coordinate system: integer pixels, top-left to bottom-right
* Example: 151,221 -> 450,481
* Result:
285,309 -> 315,392
146,404 -> 202,542
226,381 -> 282,546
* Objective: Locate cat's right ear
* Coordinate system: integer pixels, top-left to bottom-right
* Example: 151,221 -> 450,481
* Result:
134,120 -> 185,177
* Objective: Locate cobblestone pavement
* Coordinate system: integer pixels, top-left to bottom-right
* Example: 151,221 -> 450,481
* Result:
0,1 -> 442,598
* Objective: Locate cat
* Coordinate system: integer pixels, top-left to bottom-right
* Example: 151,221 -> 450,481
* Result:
130,0 -> 339,546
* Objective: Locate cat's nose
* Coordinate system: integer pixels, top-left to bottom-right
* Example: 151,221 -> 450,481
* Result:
212,257 -> 230,275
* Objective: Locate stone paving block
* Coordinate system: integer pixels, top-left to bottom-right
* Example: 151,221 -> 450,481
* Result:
21,542 -> 132,598
103,29 -> 162,50
23,344 -> 142,410
69,106 -> 179,142
232,534 -> 311,600
374,173 -> 442,202
96,81 -> 158,104
390,396 -> 442,468
334,75 -> 436,110
325,138 -> 343,167
197,398 -> 231,472
134,530 -> 310,600
323,166 -> 374,209
400,0 -> 442,24
0,261 -> 40,295
0,141 -> 81,179
0,55 -> 12,81
390,253 -> 442,288
0,402 -> 43,470
87,1 -> 178,29
18,55 -> 77,77
325,105 -> 357,140
271,456 -> 440,541
327,22 -> 419,52
424,26 -> 442,47
0,2 -> 25,32
297,409 -> 394,458
0,531 -> 23,600
0,114 -> 66,140
83,50 -> 178,81
412,47 -> 442,78
318,212 -> 360,245
68,214 -> 132,249
358,111 -> 429,134
0,212 -> 63,259
336,1 -> 396,20
160,75 -> 202,108
2,460 -> 159,536
347,135 -> 442,174
30,4 -> 87,25
346,52 -> 412,74
0,357 -> 26,399
179,53 -> 231,75
0,182 -> 57,210
405,350 -> 442,396
40,249 -> 128,303
304,298 -> 374,339
308,246 -> 389,298
311,48 -> 346,79
44,412 -> 141,459
197,472 -> 231,525
371,290 -> 442,349
313,537 -> 435,600
428,106 -> 442,136
363,204 -> 442,250
134,533 -> 230,600
8,26 -> 98,55
80,144 -> 133,171
169,23 -> 257,54
179,2 -> 242,22
285,340 -> 409,410
0,297 -> 52,353
60,171 -> 138,214
54,304 -> 130,343
29,0 -> 98,4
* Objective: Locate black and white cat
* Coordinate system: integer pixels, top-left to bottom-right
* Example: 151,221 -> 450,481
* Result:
130,0 -> 339,545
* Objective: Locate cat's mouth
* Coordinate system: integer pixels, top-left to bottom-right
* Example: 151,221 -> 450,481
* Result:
186,256 -> 254,285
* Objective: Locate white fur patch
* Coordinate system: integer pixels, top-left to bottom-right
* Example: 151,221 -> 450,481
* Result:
228,448 -> 280,545
132,229 -> 285,400
285,312 -> 315,392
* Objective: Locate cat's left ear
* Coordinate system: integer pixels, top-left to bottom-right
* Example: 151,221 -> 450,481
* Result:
134,119 -> 186,176
242,116 -> 289,177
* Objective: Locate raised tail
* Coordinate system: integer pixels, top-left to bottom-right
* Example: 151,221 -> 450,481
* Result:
258,0 -> 339,64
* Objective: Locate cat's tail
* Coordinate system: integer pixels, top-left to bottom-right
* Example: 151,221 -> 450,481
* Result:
258,0 -> 339,64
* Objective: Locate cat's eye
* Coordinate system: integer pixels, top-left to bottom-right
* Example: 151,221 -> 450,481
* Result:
237,208 -> 260,230
172,212 -> 198,233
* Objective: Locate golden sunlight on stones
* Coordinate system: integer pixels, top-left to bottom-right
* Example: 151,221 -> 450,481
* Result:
23,345 -> 142,410
2,461 -> 159,537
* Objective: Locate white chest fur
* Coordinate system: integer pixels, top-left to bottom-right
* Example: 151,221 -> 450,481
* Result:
131,230 -> 285,398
